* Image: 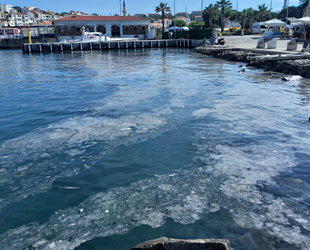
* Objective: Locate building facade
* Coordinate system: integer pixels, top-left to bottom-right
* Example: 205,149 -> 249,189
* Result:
3,4 -> 11,13
10,13 -> 29,26
54,15 -> 150,40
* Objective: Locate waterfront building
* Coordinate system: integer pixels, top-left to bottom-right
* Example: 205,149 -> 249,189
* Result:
54,15 -> 150,40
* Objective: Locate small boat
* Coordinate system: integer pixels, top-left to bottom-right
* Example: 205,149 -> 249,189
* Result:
60,27 -> 139,44
60,27 -> 106,44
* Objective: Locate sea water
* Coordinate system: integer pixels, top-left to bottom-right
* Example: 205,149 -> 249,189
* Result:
0,48 -> 310,250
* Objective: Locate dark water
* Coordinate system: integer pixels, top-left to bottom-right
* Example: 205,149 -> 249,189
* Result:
0,48 -> 310,250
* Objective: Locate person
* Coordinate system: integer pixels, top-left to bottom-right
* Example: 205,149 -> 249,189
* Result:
247,28 -> 250,35
302,25 -> 310,52
229,28 -> 232,36
280,26 -> 284,39
210,30 -> 216,45
203,37 -> 207,47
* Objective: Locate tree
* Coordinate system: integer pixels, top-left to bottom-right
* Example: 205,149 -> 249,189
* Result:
277,6 -> 303,19
257,4 -> 269,22
204,4 -> 218,28
300,0 -> 309,10
92,13 -> 98,16
216,0 -> 232,32
155,2 -> 171,31
13,6 -> 22,13
170,19 -> 187,27
60,12 -> 67,17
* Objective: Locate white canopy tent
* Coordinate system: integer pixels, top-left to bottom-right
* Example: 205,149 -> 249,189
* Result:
264,18 -> 286,27
291,16 -> 310,24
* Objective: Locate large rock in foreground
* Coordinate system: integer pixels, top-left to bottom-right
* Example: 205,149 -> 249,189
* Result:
131,237 -> 232,250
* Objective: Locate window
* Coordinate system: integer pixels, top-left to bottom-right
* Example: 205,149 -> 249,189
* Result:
134,25 -> 137,31
125,25 -> 129,31
142,25 -> 145,31
60,26 -> 64,32
67,26 -> 71,31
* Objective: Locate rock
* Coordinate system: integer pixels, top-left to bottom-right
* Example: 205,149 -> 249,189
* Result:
281,75 -> 303,81
238,68 -> 245,72
131,237 -> 232,250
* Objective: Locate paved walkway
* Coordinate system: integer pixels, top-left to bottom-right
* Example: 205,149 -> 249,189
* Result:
222,35 -> 310,56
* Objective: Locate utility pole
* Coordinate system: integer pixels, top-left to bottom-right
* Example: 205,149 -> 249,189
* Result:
286,0 -> 289,22
243,9 -> 247,29
235,0 -> 238,28
174,0 -> 176,38
269,0 -> 272,20
201,0 -> 203,28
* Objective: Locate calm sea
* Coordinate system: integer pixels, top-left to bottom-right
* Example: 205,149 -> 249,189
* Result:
0,48 -> 310,250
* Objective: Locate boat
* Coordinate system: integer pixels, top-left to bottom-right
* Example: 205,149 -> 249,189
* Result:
60,27 -> 105,43
60,27 -> 139,44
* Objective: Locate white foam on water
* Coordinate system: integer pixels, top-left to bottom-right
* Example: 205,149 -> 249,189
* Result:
0,66 -> 212,210
192,108 -> 211,117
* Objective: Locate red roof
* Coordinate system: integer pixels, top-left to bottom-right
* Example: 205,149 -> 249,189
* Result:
36,21 -> 52,25
55,15 -> 148,22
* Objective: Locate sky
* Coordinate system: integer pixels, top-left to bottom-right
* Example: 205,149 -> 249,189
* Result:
6,0 -> 302,15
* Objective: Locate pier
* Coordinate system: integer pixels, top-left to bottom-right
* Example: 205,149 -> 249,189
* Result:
22,39 -> 200,53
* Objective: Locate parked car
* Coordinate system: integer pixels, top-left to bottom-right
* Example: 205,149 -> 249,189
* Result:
252,22 -> 268,34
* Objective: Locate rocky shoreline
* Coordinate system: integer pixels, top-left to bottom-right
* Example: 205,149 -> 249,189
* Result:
194,46 -> 310,79
131,237 -> 232,250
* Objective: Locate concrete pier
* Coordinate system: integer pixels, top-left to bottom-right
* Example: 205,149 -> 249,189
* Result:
22,39 -> 199,53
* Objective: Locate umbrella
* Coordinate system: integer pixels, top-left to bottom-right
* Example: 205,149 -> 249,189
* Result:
264,18 -> 286,27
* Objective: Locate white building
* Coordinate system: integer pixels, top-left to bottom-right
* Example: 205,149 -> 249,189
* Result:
23,6 -> 35,14
3,4 -> 11,13
177,16 -> 191,24
195,16 -> 202,22
10,13 -> 29,26
191,10 -> 202,16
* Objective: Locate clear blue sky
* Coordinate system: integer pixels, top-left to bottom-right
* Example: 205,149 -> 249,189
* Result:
7,0 -> 301,15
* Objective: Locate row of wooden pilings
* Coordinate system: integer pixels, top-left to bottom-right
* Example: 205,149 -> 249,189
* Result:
22,39 -> 193,53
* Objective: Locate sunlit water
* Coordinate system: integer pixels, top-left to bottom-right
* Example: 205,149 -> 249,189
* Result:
0,48 -> 310,250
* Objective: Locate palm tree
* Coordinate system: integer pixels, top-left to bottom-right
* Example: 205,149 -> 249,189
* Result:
215,0 -> 232,32
155,2 -> 171,31
257,4 -> 268,22
205,4 -> 218,28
